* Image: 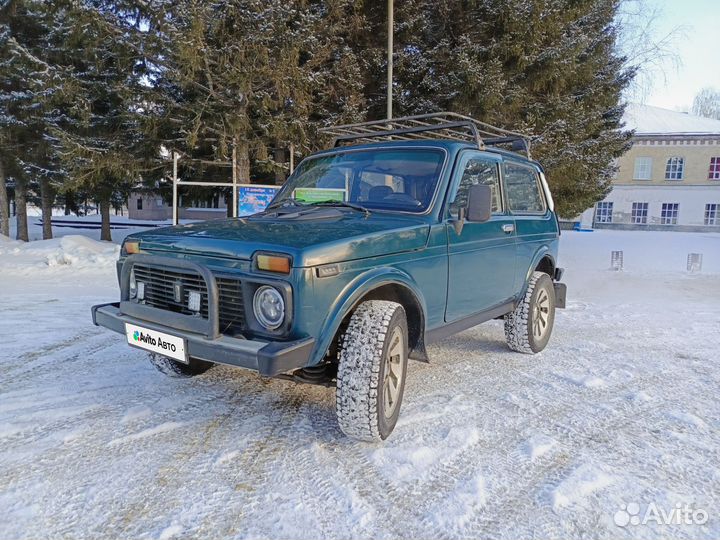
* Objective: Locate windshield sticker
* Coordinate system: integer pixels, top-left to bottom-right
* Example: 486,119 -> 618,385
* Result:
294,187 -> 346,204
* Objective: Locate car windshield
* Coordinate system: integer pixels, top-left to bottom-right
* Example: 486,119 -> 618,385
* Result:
270,148 -> 446,213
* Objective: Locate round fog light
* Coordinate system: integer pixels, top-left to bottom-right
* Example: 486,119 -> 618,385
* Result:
253,286 -> 285,330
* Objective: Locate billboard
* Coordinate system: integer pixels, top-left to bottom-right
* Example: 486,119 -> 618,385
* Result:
237,185 -> 280,217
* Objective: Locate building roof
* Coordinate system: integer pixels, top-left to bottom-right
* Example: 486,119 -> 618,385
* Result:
624,103 -> 720,135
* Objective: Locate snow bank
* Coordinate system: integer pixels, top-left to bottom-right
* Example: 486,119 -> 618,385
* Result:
0,234 -> 119,272
0,233 -> 21,245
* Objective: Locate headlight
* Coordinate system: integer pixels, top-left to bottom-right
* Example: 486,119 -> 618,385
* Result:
129,268 -> 137,298
253,286 -> 285,330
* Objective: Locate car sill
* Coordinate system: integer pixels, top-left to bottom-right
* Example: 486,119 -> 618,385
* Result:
425,301 -> 515,344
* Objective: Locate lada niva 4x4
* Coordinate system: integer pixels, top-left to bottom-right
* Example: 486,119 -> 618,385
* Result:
92,113 -> 567,441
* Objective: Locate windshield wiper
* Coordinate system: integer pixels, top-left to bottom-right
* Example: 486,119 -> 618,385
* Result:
309,200 -> 371,217
265,199 -> 309,211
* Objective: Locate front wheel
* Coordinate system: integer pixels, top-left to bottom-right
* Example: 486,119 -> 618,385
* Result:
505,271 -> 556,353
147,353 -> 214,378
336,300 -> 409,442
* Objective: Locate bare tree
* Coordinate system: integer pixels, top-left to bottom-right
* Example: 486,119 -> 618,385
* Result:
615,0 -> 686,102
692,87 -> 720,120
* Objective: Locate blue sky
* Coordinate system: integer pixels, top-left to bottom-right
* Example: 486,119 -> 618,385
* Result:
642,0 -> 719,111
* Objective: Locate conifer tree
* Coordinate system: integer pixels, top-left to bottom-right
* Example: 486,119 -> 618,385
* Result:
368,0 -> 634,217
46,0 -> 144,241
0,0 -> 55,240
2,0 -> 638,231
135,0 -> 367,195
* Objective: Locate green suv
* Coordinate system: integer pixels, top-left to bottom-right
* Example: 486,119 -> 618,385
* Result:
92,113 -> 566,441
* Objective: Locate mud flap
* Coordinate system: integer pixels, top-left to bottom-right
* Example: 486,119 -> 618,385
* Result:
554,282 -> 567,309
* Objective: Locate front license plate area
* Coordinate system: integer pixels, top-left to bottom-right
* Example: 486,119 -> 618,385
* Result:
125,323 -> 188,363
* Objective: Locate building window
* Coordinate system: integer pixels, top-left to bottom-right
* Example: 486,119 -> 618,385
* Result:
595,202 -> 613,223
633,157 -> 652,180
660,203 -> 679,225
631,202 -> 649,224
709,157 -> 720,180
136,198 -> 143,210
664,157 -> 684,180
705,203 -> 719,226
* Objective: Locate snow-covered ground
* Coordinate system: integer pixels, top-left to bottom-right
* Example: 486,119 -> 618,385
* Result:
1,229 -> 718,540
6,208 -> 190,243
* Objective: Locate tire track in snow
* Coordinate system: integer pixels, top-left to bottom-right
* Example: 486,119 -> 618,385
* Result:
0,330 -> 112,391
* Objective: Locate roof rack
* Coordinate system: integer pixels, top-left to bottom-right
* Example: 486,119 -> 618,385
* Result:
320,112 -> 532,158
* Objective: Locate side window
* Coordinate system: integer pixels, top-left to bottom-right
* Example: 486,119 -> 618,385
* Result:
504,162 -> 545,213
450,157 -> 501,217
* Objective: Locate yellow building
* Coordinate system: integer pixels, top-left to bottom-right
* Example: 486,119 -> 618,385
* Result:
583,104 -> 720,231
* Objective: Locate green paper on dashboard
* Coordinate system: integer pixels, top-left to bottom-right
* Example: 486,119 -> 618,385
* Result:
294,187 -> 346,203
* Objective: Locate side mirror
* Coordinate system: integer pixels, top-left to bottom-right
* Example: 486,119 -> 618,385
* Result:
466,184 -> 492,222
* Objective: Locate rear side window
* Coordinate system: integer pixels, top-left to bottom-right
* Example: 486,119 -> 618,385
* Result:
449,157 -> 502,217
504,162 -> 545,213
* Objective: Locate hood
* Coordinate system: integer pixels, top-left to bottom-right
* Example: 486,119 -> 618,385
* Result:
132,211 -> 430,267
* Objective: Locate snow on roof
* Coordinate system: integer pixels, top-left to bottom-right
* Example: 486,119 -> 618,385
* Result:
623,103 -> 720,135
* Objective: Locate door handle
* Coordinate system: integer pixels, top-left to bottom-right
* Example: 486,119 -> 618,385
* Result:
502,223 -> 515,234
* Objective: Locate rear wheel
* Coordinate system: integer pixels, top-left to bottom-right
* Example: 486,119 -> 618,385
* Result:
147,353 -> 214,378
336,300 -> 408,442
505,271 -> 556,353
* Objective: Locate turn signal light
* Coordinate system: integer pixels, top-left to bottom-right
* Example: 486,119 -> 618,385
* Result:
257,254 -> 291,274
124,241 -> 141,254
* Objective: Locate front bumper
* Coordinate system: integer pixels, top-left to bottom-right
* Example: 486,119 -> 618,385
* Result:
91,302 -> 315,377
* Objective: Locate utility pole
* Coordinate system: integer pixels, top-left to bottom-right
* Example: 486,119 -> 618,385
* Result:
232,139 -> 238,218
387,0 -> 393,120
172,151 -> 179,225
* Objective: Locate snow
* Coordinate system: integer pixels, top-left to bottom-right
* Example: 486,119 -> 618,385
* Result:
158,525 -> 184,540
107,422 -> 187,446
624,103 -> 720,135
0,234 -> 120,271
522,433 -> 558,461
551,463 -> 615,510
1,229 -> 719,539
6,207 -> 195,243
432,472 -> 487,529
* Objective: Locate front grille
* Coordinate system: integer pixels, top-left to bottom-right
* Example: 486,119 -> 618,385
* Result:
217,277 -> 246,335
133,264 -> 245,335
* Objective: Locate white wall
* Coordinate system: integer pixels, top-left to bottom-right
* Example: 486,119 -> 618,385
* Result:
595,184 -> 720,227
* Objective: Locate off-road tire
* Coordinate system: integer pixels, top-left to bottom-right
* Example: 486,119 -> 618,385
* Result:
505,271 -> 556,354
336,300 -> 408,442
147,353 -> 214,378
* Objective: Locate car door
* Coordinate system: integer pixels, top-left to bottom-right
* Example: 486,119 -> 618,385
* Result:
445,151 -> 518,322
503,160 -> 553,294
